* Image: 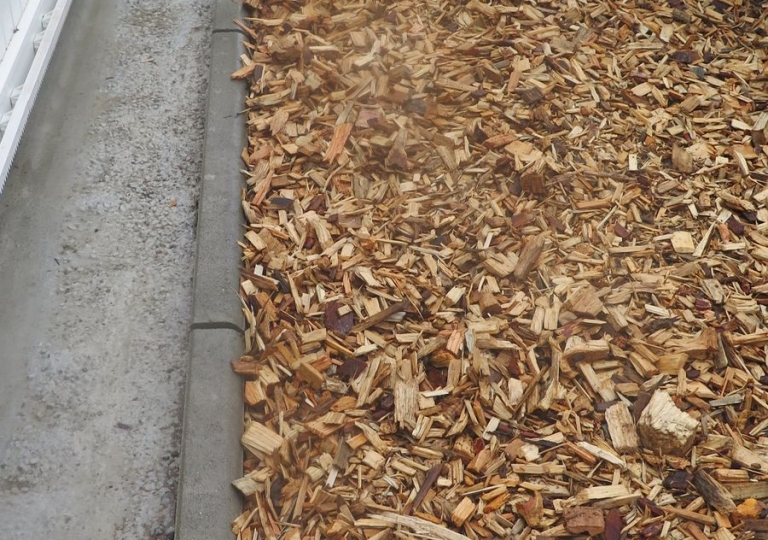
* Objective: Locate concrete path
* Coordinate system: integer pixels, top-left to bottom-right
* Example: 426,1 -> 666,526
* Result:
0,0 -> 212,538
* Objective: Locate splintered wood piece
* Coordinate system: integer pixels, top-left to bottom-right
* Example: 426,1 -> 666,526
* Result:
713,528 -> 736,540
637,390 -> 698,455
728,483 -> 768,501
575,441 -> 626,468
241,422 -> 285,457
513,233 -> 546,281
482,253 -> 516,277
563,340 -> 610,362
393,357 -> 419,427
604,510 -> 623,540
231,61 -> 258,80
686,523 -> 711,540
569,485 -> 631,506
701,279 -> 725,304
672,327 -> 718,359
566,284 -> 604,317
518,86 -> 545,104
520,171 -> 548,197
564,507 -> 605,536
297,359 -> 324,389
693,469 -> 736,514
660,505 -> 716,526
732,443 -> 768,473
232,474 -> 263,497
351,300 -> 408,332
371,513 -> 471,540
729,330 -> 768,346
444,286 -> 465,307
386,128 -> 409,170
605,402 -> 639,454
404,464 -> 442,515
451,497 -> 477,527
244,380 -> 267,406
712,469 -> 749,483
324,122 -> 353,163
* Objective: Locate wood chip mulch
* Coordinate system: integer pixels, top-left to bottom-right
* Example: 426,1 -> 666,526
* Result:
229,1 -> 768,539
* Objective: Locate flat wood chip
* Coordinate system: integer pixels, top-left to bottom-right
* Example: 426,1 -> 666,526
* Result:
230,1 -> 768,539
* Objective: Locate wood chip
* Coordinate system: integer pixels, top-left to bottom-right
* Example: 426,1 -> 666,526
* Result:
693,469 -> 736,514
241,422 -> 284,457
671,231 -> 695,254
605,402 -> 639,454
637,390 -> 699,455
450,497 -> 476,527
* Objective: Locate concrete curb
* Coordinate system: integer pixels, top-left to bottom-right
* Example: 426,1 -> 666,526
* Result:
176,328 -> 244,540
190,30 -> 246,329
212,0 -> 243,31
176,4 -> 246,539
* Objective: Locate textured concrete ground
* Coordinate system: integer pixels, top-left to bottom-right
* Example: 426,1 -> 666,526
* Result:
0,0 -> 212,538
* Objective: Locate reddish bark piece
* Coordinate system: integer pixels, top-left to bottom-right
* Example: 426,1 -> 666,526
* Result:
336,357 -> 366,380
324,301 -> 354,335
604,510 -> 623,540
478,292 -> 502,315
520,172 -> 548,197
564,507 -> 605,536
672,50 -> 700,64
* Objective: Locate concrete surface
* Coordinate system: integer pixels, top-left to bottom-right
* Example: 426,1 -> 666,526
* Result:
212,0 -> 242,31
190,31 -> 246,330
175,26 -> 245,540
176,328 -> 242,540
0,0 -> 214,538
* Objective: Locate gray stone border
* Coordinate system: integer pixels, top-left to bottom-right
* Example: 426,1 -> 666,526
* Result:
175,4 -> 247,539
176,328 -> 243,540
212,0 -> 244,31
190,28 -> 247,329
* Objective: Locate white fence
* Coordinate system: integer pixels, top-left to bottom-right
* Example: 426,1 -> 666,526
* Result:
1,1 -> 31,54
0,0 -> 72,193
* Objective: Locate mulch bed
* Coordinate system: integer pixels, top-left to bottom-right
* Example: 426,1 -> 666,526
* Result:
229,1 -> 768,539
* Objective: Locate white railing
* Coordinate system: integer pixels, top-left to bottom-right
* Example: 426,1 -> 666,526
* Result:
0,0 -> 72,193
1,1 -> 31,54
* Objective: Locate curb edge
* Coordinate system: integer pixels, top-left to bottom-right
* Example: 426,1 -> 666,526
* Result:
175,3 -> 246,538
